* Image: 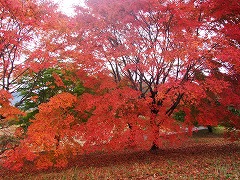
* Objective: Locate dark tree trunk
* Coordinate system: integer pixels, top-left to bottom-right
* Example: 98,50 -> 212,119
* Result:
150,143 -> 158,152
207,125 -> 213,133
55,135 -> 60,149
151,142 -> 159,152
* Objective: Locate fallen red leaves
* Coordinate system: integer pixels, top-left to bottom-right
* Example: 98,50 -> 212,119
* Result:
1,131 -> 239,179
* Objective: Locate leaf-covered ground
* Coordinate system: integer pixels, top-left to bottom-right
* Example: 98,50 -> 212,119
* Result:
1,130 -> 239,180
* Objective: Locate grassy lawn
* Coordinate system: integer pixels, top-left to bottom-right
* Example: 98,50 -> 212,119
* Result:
1,130 -> 239,180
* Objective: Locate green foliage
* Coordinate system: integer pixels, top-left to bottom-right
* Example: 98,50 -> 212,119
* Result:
18,109 -> 38,130
219,107 -> 240,129
173,110 -> 185,122
228,106 -> 240,116
212,126 -> 226,134
173,108 -> 199,126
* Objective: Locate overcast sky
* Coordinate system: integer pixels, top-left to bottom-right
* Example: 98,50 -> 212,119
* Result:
53,0 -> 85,16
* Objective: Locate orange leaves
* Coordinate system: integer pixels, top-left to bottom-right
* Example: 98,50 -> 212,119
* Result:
14,127 -> 24,138
0,89 -> 12,105
27,93 -> 77,146
0,90 -> 25,122
2,92 -> 78,170
35,155 -> 54,170
54,157 -> 68,168
52,72 -> 66,88
2,149 -> 24,171
2,144 -> 38,171
38,92 -> 77,113
0,106 -> 24,121
30,95 -> 38,102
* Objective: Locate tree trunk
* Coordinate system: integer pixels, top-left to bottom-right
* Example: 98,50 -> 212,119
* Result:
207,125 -> 213,133
55,134 -> 60,149
150,143 -> 158,152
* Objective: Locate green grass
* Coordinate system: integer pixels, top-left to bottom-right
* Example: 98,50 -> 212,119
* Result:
1,131 -> 239,179
212,126 -> 226,134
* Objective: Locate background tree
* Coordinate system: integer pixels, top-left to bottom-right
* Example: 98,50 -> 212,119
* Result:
16,68 -> 86,129
0,0 -> 69,126
0,0 -> 62,91
0,0 -> 77,168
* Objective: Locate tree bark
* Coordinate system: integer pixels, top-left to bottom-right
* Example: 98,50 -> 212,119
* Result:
207,125 -> 213,133
150,143 -> 158,152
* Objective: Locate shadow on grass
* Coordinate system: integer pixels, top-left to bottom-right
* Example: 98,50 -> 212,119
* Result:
192,129 -> 224,138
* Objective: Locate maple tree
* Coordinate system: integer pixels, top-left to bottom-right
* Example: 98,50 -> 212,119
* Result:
0,0 -> 239,171
0,0 -> 68,122
0,0 -> 61,90
71,0 -> 240,147
0,0 -> 76,169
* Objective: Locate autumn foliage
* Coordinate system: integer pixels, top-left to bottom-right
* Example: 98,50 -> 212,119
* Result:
0,0 -> 239,171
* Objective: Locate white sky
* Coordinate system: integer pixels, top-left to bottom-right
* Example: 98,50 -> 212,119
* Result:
53,0 -> 85,16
